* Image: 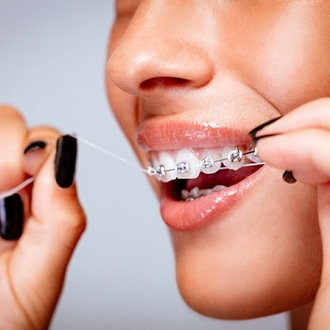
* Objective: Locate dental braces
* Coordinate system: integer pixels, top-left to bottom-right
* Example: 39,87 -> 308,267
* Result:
73,135 -> 263,178
0,136 -> 264,199
147,146 -> 264,181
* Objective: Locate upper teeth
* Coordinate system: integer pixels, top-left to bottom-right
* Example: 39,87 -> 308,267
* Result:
148,145 -> 261,182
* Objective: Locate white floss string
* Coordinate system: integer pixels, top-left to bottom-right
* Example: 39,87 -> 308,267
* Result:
0,133 -> 265,198
0,176 -> 35,199
71,133 -> 149,174
0,134 -> 149,200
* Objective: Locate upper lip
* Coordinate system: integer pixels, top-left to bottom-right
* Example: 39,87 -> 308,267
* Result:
136,118 -> 253,152
134,115 -> 266,231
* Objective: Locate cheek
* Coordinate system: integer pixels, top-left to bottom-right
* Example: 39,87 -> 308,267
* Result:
106,76 -> 135,134
106,21 -> 139,148
106,55 -> 140,153
170,180 -> 321,319
255,35 -> 330,112
228,4 -> 330,113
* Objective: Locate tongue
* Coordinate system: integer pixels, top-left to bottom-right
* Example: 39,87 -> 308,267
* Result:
185,166 -> 261,191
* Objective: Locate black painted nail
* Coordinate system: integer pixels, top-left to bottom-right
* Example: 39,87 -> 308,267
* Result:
0,193 -> 24,240
282,170 -> 296,184
248,117 -> 282,140
24,140 -> 47,154
251,133 -> 280,146
55,135 -> 77,188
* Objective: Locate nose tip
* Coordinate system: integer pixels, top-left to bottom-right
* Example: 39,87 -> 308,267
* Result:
107,35 -> 214,96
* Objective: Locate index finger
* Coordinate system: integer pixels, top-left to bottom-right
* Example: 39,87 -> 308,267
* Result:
255,98 -> 330,136
0,106 -> 27,192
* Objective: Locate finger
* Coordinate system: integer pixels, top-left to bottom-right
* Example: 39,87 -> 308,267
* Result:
318,184 -> 330,275
255,128 -> 330,185
307,184 -> 330,329
22,136 -> 85,264
0,106 -> 26,191
0,106 -> 29,249
8,135 -> 86,327
254,97 -> 330,136
23,126 -> 60,175
0,122 -> 61,246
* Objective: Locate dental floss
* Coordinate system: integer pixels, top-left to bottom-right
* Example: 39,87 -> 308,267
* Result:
70,133 -> 149,174
0,134 -> 265,199
71,134 -> 265,177
0,176 -> 35,199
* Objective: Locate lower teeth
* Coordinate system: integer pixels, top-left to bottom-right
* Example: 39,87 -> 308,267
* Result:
181,184 -> 227,202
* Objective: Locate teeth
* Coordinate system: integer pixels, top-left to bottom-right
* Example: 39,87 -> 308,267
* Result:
213,184 -> 227,192
149,145 -> 261,182
201,150 -> 221,174
190,187 -> 200,198
222,146 -> 245,171
246,146 -> 262,163
181,184 -> 227,202
157,151 -> 176,182
176,149 -> 201,179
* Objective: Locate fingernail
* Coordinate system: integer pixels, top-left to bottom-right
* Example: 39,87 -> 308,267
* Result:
0,193 -> 24,240
248,117 -> 282,140
24,140 -> 47,154
55,135 -> 77,188
251,133 -> 280,146
282,170 -> 296,184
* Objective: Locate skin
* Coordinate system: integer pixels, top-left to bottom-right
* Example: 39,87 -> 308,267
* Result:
0,106 -> 86,328
1,1 -> 330,329
106,0 -> 330,324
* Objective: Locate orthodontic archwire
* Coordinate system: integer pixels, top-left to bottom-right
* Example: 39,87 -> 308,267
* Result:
148,146 -> 264,179
0,134 -> 264,198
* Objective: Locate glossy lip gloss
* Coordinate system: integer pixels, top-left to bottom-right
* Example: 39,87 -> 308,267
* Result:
160,165 -> 266,231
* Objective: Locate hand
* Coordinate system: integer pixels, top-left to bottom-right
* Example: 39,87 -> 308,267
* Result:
0,106 -> 86,329
250,98 -> 330,329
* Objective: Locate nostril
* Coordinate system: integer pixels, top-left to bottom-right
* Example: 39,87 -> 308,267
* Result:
140,77 -> 190,90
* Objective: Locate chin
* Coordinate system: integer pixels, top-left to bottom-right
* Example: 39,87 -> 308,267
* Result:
173,239 -> 321,320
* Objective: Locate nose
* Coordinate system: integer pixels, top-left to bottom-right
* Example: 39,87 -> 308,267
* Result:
107,2 -> 214,96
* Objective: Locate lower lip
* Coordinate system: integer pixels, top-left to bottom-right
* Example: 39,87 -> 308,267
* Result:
159,166 -> 266,231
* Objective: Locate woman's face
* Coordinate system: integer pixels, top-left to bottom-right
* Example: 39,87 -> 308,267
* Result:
106,0 -> 330,319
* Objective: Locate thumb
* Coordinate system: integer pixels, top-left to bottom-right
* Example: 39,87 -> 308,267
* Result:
308,183 -> 330,329
32,135 -> 86,260
10,135 -> 86,327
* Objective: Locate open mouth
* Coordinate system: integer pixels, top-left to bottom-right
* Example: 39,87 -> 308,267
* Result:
165,164 -> 263,201
148,144 -> 263,201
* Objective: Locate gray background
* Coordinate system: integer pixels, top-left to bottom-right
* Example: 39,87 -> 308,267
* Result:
0,1 -> 288,329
